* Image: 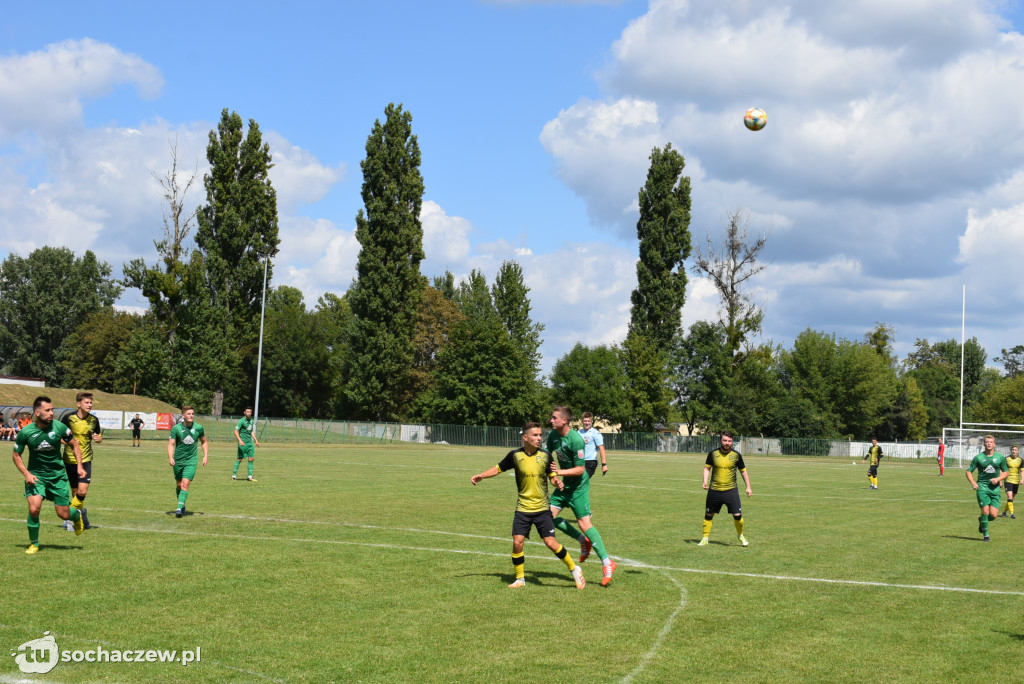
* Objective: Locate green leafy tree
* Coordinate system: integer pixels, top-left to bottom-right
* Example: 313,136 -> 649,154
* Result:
618,332 -> 670,432
492,260 -> 544,374
114,315 -> 172,398
344,103 -> 426,420
875,375 -> 929,441
408,286 -> 464,414
995,345 -> 1024,378
59,309 -> 140,392
549,343 -> 629,424
932,337 -> 987,409
974,374 -> 1024,425
260,286 -> 333,418
195,109 -> 280,341
0,247 -> 121,382
629,143 -> 692,350
669,321 -> 732,434
313,293 -> 354,417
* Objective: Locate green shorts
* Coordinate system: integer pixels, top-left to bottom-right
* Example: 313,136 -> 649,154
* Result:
173,461 -> 198,482
237,443 -> 255,460
25,471 -> 72,506
550,485 -> 592,519
977,484 -> 1002,509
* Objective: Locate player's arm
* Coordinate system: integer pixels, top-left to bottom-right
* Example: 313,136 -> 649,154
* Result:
168,435 -> 176,466
234,427 -> 244,446
64,432 -> 85,478
741,468 -> 752,496
200,434 -> 209,466
599,443 -> 608,475
252,428 -> 260,448
471,465 -> 501,485
93,419 -> 102,444
966,467 -> 978,489
551,462 -> 585,477
12,448 -> 36,485
703,464 -> 711,490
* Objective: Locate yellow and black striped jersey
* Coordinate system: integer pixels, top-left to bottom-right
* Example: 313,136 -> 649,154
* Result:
1006,456 -> 1023,485
496,447 -> 556,513
705,448 -> 746,491
867,445 -> 883,466
63,412 -> 101,464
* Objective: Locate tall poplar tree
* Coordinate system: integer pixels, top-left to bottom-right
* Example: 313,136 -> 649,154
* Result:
344,103 -> 426,420
629,143 -> 692,349
195,109 -> 280,342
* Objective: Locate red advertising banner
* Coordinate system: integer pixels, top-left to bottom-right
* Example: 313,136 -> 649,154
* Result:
156,413 -> 175,430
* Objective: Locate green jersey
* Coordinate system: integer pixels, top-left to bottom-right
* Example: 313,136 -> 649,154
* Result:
546,429 -> 588,493
235,416 -> 255,445
15,421 -> 75,474
968,451 -> 1007,488
170,421 -> 206,462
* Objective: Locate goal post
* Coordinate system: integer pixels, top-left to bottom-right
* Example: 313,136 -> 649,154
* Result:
942,423 -> 1024,469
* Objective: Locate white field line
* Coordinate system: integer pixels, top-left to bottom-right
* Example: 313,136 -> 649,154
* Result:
2,516 -> 1021,597
620,570 -> 687,684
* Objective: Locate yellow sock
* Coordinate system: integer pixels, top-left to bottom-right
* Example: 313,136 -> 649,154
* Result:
734,517 -> 744,535
1010,501 -> 1015,515
553,544 -> 575,571
702,519 -> 712,537
511,551 -> 525,580
71,495 -> 83,509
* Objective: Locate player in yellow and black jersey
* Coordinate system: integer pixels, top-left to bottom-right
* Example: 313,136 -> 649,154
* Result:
699,431 -> 753,547
1000,445 -> 1022,519
62,392 -> 102,529
863,438 -> 883,489
471,421 -> 586,589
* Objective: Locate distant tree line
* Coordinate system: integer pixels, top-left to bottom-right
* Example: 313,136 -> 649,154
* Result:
0,105 -> 1018,439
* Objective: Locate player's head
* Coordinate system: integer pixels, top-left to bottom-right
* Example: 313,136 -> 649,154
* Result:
181,406 -> 195,424
32,396 -> 53,425
871,438 -> 878,445
76,391 -> 93,412
984,435 -> 995,452
581,412 -> 593,430
551,405 -> 572,431
1012,444 -> 1020,457
720,431 -> 734,451
244,406 -> 253,418
135,413 -> 140,418
521,421 -> 543,449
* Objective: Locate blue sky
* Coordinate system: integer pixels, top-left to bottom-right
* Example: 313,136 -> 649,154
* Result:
3,0 -> 1024,375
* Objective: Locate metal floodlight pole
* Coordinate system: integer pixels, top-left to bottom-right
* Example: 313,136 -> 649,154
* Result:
253,255 -> 269,428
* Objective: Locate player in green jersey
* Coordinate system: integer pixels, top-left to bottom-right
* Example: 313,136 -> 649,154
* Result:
168,406 -> 208,517
966,435 -> 1008,541
470,422 -> 585,589
547,405 -> 616,586
62,391 -> 102,530
232,406 -> 260,481
1000,445 -> 1022,518
12,396 -> 86,553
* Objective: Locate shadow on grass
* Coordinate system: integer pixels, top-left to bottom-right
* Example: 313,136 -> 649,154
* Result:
993,629 -> 1024,641
13,543 -> 82,552
684,538 -> 729,546
164,510 -> 203,517
462,570 -> 581,587
942,535 -> 989,542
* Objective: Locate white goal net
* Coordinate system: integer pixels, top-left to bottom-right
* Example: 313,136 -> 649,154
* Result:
941,423 -> 1024,469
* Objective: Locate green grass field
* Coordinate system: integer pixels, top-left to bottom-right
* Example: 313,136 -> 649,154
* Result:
1,441 -> 1021,683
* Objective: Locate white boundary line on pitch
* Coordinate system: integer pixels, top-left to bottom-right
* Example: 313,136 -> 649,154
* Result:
621,570 -> 687,684
3,516 -> 1022,597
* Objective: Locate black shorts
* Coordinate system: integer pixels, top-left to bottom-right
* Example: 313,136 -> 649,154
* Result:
1006,482 -> 1019,496
132,428 -> 141,438
867,465 -> 879,476
705,488 -> 742,517
512,510 -> 557,539
65,461 -> 92,487
585,460 -> 597,478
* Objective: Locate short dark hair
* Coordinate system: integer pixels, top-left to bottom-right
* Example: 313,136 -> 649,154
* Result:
245,406 -> 254,412
582,412 -> 593,420
182,405 -> 194,413
522,421 -> 541,434
553,405 -> 573,421
721,430 -> 734,439
33,396 -> 51,409
76,391 -> 93,403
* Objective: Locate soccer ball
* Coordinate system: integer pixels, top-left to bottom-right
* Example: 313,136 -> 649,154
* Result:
744,107 -> 767,131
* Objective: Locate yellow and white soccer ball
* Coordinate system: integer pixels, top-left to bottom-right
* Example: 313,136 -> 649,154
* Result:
744,107 -> 767,131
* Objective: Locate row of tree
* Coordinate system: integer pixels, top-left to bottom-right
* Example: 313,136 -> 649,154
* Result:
2,103 -> 1022,439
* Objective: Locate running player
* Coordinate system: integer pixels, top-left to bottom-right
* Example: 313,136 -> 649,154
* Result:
966,435 -> 1008,541
1000,444 -> 1021,519
63,391 -> 102,529
232,407 -> 260,481
128,413 -> 145,447
699,431 -> 753,547
168,407 -> 208,517
470,421 -> 585,589
577,412 -> 608,480
863,438 -> 883,489
12,396 -> 85,553
548,405 -> 616,586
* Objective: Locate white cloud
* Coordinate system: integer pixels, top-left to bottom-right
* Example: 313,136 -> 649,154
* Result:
421,200 -> 473,272
265,132 -> 345,214
0,39 -> 162,139
277,216 -> 360,303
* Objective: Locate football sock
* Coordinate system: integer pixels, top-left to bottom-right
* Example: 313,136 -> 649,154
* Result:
552,544 -> 575,571
734,516 -> 745,535
177,490 -> 189,509
988,513 -> 997,522
71,495 -> 84,509
1010,501 -> 1015,515
553,517 -> 581,539
67,508 -> 80,523
27,514 -> 39,545
980,515 -> 989,535
247,460 -> 254,477
511,551 -> 525,580
176,485 -> 181,497
582,526 -> 609,561
233,460 -> 241,475
702,518 -> 713,537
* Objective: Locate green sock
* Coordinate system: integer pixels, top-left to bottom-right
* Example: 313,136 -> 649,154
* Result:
247,460 -> 254,477
981,515 -> 989,534
989,514 -> 997,522
233,460 -> 241,475
177,490 -> 189,509
67,508 -> 80,523
27,514 -> 39,545
554,517 -> 581,539
583,525 -> 609,561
